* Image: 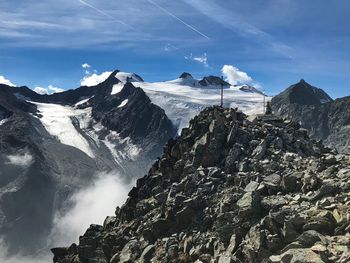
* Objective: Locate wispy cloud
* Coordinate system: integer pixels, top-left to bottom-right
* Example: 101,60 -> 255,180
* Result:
82,63 -> 91,69
164,43 -> 179,52
77,0 -> 136,31
146,0 -> 210,40
185,52 -> 209,67
184,0 -> 292,57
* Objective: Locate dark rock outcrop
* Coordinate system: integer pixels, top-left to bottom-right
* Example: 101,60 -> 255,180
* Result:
199,76 -> 230,87
272,79 -> 350,153
179,72 -> 193,79
0,72 -> 176,255
52,106 -> 350,263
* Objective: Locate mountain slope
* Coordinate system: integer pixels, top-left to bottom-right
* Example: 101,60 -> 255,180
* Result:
271,79 -> 350,153
0,70 -> 270,256
52,106 -> 350,263
134,72 -> 268,133
0,72 -> 176,255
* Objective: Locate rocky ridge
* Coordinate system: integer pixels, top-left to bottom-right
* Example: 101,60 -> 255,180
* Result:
52,106 -> 350,263
0,71 -> 176,255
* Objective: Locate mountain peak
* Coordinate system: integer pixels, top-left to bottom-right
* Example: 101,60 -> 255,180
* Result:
299,78 -> 307,84
179,72 -> 193,79
199,75 -> 230,87
273,80 -> 333,106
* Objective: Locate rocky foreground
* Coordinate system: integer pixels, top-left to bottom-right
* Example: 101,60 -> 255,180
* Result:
52,107 -> 350,263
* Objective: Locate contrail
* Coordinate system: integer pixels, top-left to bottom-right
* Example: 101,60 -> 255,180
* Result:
146,0 -> 210,40
78,0 -> 136,30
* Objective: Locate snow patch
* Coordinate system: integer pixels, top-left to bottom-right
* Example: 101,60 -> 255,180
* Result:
81,71 -> 112,87
0,118 -> 8,126
32,102 -> 95,158
115,72 -> 143,83
118,99 -> 128,108
75,97 -> 93,107
320,98 -> 330,104
111,84 -> 124,95
0,75 -> 15,87
136,82 -> 271,134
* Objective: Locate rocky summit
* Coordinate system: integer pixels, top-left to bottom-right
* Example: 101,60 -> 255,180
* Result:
52,106 -> 350,263
271,79 -> 350,154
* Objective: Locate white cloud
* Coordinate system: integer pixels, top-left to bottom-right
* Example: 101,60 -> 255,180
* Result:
82,63 -> 91,69
6,152 -> 33,167
48,85 -> 64,93
33,85 -> 64,95
33,86 -> 49,95
0,238 -> 50,263
185,52 -> 209,67
221,64 -> 252,85
0,75 -> 15,87
50,173 -> 132,246
80,71 -> 112,86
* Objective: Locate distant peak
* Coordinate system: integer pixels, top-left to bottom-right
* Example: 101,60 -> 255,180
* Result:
179,72 -> 193,79
298,78 -> 308,85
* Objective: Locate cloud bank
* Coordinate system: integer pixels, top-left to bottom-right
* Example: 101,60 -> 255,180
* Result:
0,172 -> 133,263
50,173 -> 132,246
221,65 -> 252,85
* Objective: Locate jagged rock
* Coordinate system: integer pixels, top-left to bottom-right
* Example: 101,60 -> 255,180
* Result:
236,191 -> 261,216
52,106 -> 350,263
269,248 -> 327,263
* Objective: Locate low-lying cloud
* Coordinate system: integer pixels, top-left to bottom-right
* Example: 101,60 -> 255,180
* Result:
50,173 -> 133,246
221,64 -> 252,85
0,172 -> 133,263
6,152 -> 33,167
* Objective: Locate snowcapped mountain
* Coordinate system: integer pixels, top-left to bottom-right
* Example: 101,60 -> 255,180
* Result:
0,70 -> 268,256
108,71 -> 269,133
238,84 -> 265,95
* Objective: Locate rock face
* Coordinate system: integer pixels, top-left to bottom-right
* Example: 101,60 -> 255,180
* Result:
198,76 -> 230,88
52,106 -> 350,263
0,72 -> 176,255
272,79 -> 350,153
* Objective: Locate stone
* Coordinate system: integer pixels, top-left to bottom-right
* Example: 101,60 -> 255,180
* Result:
296,230 -> 323,247
281,172 -> 303,193
252,139 -> 267,159
51,106 -> 350,263
140,245 -> 155,262
218,255 -> 232,263
303,211 -> 336,234
269,248 -> 326,263
236,191 -> 260,216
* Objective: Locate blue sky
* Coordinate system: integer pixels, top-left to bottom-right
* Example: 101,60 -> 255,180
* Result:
0,0 -> 349,98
